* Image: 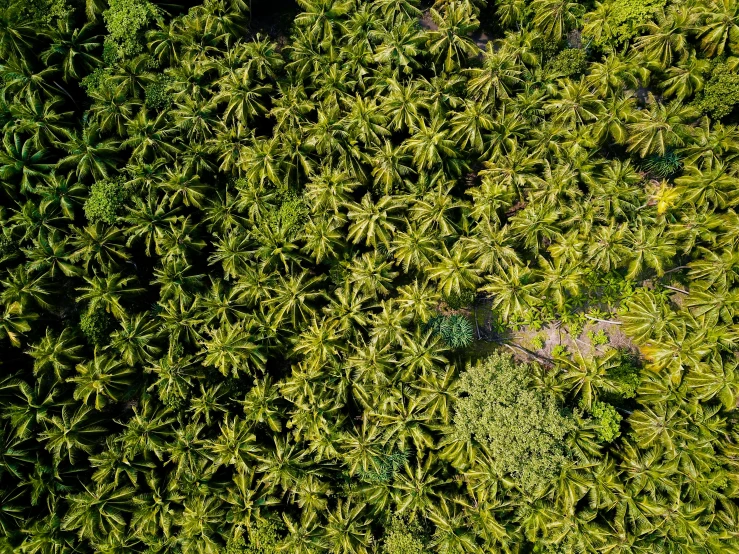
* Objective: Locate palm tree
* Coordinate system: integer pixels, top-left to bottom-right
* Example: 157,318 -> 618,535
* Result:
403,117 -> 459,172
627,100 -> 697,158
10,93 -> 71,148
323,498 -> 372,554
200,320 -> 267,376
109,312 -> 163,366
467,46 -> 523,105
266,271 -> 325,329
215,69 -> 272,125
279,512 -> 328,554
0,133 -> 54,194
345,193 -> 402,248
556,347 -> 622,410
674,162 -> 737,209
41,21 -> 102,83
69,351 -> 136,410
426,2 -> 480,73
61,482 -> 134,543
76,273 -> 145,320
426,243 -> 482,297
39,405 -> 106,464
369,140 -> 414,195
295,0 -> 354,47
0,300 -> 35,347
697,0 -> 739,57
59,124 -> 119,181
481,265 -> 541,323
531,0 -> 581,40
348,251 -> 399,298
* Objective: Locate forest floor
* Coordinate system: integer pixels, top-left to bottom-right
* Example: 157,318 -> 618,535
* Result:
449,299 -> 640,366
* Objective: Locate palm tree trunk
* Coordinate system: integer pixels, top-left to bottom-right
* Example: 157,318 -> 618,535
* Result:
662,284 -> 689,294
662,265 -> 688,275
473,299 -> 481,339
584,315 -> 622,325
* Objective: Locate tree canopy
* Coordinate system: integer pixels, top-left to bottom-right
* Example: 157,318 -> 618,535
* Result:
0,0 -> 738,552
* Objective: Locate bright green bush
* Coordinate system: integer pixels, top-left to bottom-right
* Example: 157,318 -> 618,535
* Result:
584,0 -> 666,48
698,63 -> 739,119
382,516 -> 426,554
79,308 -> 113,345
145,76 -> 174,111
530,333 -> 546,350
591,401 -> 622,442
587,329 -> 610,346
545,48 -> 587,77
454,352 -> 577,490
226,518 -> 284,554
608,358 -> 641,399
84,179 -> 126,224
552,344 -> 569,357
103,0 -> 159,57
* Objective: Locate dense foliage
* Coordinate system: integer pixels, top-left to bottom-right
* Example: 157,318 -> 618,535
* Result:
0,0 -> 739,552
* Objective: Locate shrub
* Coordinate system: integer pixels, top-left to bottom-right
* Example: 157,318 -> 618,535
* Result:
545,48 -> 587,78
382,515 -> 426,554
642,149 -> 683,178
454,352 -> 577,490
84,178 -> 126,224
226,517 -> 284,554
584,0 -> 666,48
80,308 -> 113,345
551,344 -> 569,357
103,0 -> 160,57
145,76 -> 174,111
81,68 -> 114,96
587,329 -> 610,346
357,450 -> 408,483
591,401 -> 622,442
425,314 -> 474,348
608,356 -> 641,398
530,333 -> 546,350
261,191 -> 309,241
697,63 -> 739,119
444,288 -> 475,309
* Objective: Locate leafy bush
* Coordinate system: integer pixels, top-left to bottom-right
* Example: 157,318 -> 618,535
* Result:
80,308 -> 113,345
103,0 -> 160,57
608,356 -> 641,398
591,401 -> 622,442
84,179 -> 126,224
357,450 -> 408,483
545,48 -> 587,78
584,0 -> 666,48
382,515 -> 426,554
454,352 -> 577,490
145,76 -> 174,111
552,344 -> 569,357
81,68 -> 113,96
642,150 -> 683,178
587,329 -> 610,346
226,518 -> 284,554
426,314 -> 474,348
530,333 -> 546,350
697,63 -> 739,119
259,191 -> 309,241
444,288 -> 475,309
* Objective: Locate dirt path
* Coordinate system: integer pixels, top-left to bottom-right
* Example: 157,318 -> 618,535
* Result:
449,298 -> 639,366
